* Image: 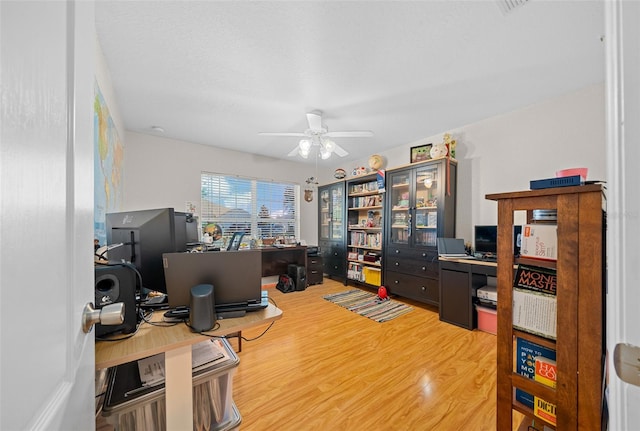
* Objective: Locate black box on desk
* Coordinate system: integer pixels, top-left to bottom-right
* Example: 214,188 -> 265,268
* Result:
101,338 -> 240,431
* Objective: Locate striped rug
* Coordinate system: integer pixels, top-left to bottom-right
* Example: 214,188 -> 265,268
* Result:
323,289 -> 413,322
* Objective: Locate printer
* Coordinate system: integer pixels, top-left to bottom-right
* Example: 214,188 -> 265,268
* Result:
476,285 -> 497,309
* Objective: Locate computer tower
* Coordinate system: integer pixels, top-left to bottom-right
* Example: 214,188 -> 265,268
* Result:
94,264 -> 138,337
287,264 -> 307,291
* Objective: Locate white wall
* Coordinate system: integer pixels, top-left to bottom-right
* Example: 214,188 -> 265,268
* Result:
122,132 -> 319,244
343,83 -> 605,245
122,83 -> 604,247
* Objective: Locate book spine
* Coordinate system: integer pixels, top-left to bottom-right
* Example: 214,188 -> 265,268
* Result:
534,396 -> 557,426
514,338 -> 556,409
513,264 -> 557,296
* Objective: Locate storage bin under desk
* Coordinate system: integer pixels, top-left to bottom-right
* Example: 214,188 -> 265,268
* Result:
101,338 -> 240,431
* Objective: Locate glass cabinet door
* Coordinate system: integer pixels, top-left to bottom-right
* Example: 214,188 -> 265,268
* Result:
319,188 -> 330,240
389,171 -> 411,245
414,164 -> 440,247
330,186 -> 343,240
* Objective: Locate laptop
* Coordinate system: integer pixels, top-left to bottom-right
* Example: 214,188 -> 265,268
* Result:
437,238 -> 475,258
162,249 -> 268,313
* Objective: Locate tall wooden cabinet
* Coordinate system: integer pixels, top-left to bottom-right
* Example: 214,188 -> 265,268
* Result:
346,174 -> 384,287
318,182 -> 346,280
384,158 -> 457,306
486,185 -> 605,430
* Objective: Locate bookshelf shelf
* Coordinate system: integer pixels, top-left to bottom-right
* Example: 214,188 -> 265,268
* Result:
346,174 -> 385,287
486,184 -> 605,430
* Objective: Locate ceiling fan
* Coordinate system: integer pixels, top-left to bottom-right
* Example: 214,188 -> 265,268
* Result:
258,111 -> 373,159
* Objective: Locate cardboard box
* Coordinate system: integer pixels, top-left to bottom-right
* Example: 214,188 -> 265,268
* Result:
475,305 -> 497,335
520,224 -> 557,261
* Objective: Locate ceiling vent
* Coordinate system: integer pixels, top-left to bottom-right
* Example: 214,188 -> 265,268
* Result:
496,0 -> 529,15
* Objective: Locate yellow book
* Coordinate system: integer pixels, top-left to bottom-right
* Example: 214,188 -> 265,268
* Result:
533,356 -> 557,425
534,396 -> 557,426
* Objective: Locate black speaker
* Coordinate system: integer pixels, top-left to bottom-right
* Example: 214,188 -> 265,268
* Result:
189,284 -> 216,332
94,264 -> 138,337
288,264 -> 307,291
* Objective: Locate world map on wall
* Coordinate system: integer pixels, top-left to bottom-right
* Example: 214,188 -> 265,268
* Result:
94,82 -> 123,247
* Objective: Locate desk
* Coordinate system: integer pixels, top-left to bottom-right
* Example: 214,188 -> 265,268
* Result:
259,245 -> 307,277
96,304 -> 283,430
439,258 -> 497,330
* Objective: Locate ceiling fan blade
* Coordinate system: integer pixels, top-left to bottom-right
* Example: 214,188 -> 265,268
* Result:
287,146 -> 300,157
325,131 -> 374,138
258,132 -> 305,137
306,112 -> 323,132
333,143 -> 349,157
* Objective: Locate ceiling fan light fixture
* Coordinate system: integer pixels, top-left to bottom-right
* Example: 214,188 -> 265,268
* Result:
299,147 -> 310,158
320,148 -> 332,159
322,139 -> 335,153
299,139 -> 311,152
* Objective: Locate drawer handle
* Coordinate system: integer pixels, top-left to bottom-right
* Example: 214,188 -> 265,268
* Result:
394,280 -> 399,284
422,253 -> 426,257
421,286 -> 426,291
421,266 -> 426,271
395,262 -> 399,266
395,249 -> 400,254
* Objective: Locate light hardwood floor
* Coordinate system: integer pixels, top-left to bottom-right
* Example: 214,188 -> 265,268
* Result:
233,278 -> 509,430
98,277 -> 525,430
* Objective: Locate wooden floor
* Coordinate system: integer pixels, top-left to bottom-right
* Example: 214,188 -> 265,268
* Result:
98,277 -> 525,430
233,278 -> 509,430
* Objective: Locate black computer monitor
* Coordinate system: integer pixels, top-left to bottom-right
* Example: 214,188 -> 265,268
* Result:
474,224 -> 522,257
474,225 -> 497,255
106,208 -> 185,293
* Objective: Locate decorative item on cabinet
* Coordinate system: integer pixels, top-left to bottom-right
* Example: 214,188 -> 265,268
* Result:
368,154 -> 384,170
410,144 -> 433,163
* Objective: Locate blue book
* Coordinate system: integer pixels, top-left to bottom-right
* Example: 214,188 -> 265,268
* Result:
515,337 -> 556,408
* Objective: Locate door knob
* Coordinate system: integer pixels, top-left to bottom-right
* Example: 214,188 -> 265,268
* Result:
614,343 -> 640,387
82,302 -> 124,333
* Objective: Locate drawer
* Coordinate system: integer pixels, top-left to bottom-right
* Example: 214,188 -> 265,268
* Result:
323,257 -> 345,277
307,267 -> 323,285
385,271 -> 439,306
307,256 -> 323,270
386,255 -> 439,277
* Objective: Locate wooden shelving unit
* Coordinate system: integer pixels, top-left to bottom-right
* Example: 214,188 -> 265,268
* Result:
486,184 -> 605,430
346,174 -> 384,287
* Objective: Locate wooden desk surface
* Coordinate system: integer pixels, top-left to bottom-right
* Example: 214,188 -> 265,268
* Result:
438,257 -> 498,267
95,304 -> 282,370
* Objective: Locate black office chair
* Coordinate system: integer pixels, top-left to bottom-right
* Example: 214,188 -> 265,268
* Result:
226,232 -> 246,251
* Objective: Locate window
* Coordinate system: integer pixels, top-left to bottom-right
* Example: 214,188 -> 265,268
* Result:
201,172 -> 299,248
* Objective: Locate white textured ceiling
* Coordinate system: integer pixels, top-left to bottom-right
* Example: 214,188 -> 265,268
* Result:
95,0 -> 604,166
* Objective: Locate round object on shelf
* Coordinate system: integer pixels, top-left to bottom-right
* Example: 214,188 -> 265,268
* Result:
334,168 -> 346,179
368,154 -> 383,170
430,143 -> 448,159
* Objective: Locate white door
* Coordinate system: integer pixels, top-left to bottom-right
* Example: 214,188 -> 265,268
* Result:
1,1 -> 96,429
605,0 -> 640,429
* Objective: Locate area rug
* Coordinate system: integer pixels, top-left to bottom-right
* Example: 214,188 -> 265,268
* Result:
323,289 -> 413,322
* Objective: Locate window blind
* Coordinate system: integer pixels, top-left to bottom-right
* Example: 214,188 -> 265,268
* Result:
201,172 -> 299,247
